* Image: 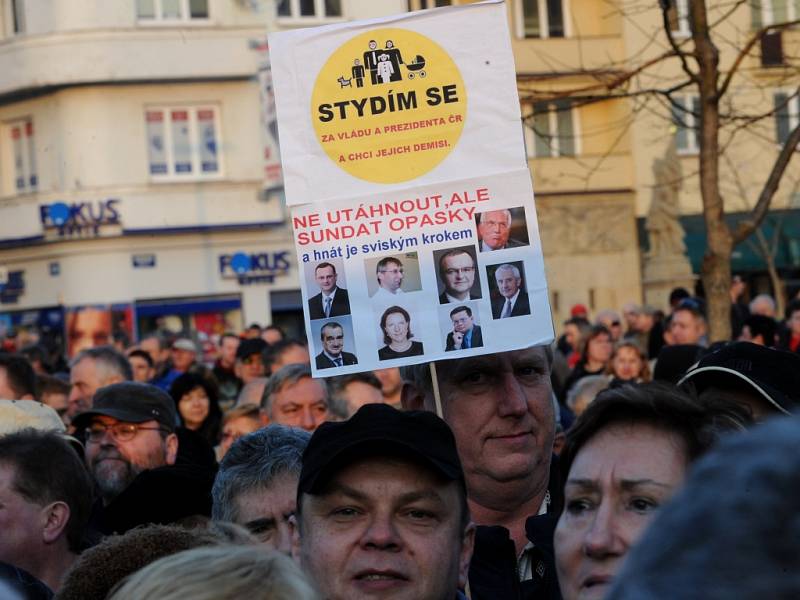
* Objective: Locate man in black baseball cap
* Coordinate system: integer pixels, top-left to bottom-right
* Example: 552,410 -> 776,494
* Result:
73,382 -> 179,506
292,403 -> 474,600
679,341 -> 800,421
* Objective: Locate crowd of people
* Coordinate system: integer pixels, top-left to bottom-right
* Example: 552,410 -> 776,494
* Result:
1,282 -> 800,599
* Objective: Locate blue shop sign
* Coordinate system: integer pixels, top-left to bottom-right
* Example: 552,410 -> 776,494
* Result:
39,199 -> 121,237
218,251 -> 291,285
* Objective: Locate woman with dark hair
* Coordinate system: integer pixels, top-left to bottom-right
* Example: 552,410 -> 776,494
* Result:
553,382 -> 751,600
169,373 -> 222,447
377,305 -> 424,360
562,325 -> 613,398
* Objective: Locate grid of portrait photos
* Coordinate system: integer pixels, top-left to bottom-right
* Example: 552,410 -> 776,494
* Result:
301,204 -> 537,372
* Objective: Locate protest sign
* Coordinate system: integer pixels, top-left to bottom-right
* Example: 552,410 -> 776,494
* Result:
293,169 -> 553,376
270,1 -> 555,377
269,1 -> 526,205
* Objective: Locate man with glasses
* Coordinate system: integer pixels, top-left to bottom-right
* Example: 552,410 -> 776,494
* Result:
446,306 -> 484,351
73,382 -> 178,507
438,248 -> 481,304
373,256 -> 405,298
72,382 -> 217,534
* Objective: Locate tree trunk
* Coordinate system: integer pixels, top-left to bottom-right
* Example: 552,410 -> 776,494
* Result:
692,0 -> 732,341
702,226 -> 733,342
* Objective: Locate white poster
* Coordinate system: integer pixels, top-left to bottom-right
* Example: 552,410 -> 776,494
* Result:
293,169 -> 554,377
269,1 -> 526,206
255,38 -> 284,191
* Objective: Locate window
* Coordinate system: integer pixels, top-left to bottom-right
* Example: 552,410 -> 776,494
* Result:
751,0 -> 798,28
524,100 -> 577,157
136,0 -> 208,22
408,0 -> 452,9
145,106 -> 221,178
774,91 -> 799,148
2,118 -> 37,194
672,94 -> 700,154
515,0 -> 565,39
667,0 -> 690,37
9,0 -> 25,34
277,0 -> 342,19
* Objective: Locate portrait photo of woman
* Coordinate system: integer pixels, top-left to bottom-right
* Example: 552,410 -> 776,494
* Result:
377,305 -> 424,360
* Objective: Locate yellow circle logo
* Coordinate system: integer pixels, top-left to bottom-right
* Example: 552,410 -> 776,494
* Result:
311,28 -> 466,184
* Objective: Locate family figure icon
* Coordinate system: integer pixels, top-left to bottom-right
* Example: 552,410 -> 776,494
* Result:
337,39 -> 427,88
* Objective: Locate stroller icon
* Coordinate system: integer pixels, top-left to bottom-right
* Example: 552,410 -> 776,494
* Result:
406,55 -> 426,79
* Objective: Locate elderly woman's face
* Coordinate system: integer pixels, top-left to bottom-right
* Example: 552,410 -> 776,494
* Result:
554,423 -> 686,600
384,312 -> 409,345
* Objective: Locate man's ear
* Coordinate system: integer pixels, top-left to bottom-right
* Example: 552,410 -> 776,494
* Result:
400,381 -> 425,412
458,522 -> 476,589
41,501 -> 70,545
107,373 -> 126,386
165,432 -> 179,465
289,513 -> 302,563
259,408 -> 271,426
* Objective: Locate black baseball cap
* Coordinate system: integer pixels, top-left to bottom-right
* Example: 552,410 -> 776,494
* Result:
72,382 -> 179,431
236,338 -> 268,361
298,403 -> 464,499
678,342 -> 800,415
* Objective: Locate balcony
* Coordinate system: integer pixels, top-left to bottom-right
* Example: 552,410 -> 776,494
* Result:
0,26 -> 264,99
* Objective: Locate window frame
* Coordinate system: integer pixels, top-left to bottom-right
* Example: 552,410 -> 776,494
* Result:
523,99 -> 580,158
1,117 -> 37,196
673,94 -> 701,155
774,90 -> 800,149
3,0 -> 25,36
144,105 -> 224,182
752,0 -> 799,28
136,0 -> 210,24
514,0 -> 570,39
275,0 -> 345,24
668,0 -> 691,38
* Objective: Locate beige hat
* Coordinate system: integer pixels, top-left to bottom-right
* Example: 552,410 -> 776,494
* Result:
0,399 -> 67,435
172,338 -> 198,353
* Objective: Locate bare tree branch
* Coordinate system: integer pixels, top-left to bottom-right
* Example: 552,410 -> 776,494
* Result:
718,18 -> 800,98
659,0 -> 699,83
734,115 -> 800,244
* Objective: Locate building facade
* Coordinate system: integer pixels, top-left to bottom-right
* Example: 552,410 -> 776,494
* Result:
0,0 -> 404,356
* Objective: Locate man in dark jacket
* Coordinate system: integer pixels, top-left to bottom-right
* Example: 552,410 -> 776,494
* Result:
403,348 -> 562,599
314,322 -> 358,369
73,382 -> 216,534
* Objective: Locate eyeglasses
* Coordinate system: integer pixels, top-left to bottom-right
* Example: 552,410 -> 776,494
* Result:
444,267 -> 475,276
379,268 -> 404,275
87,422 -> 168,442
